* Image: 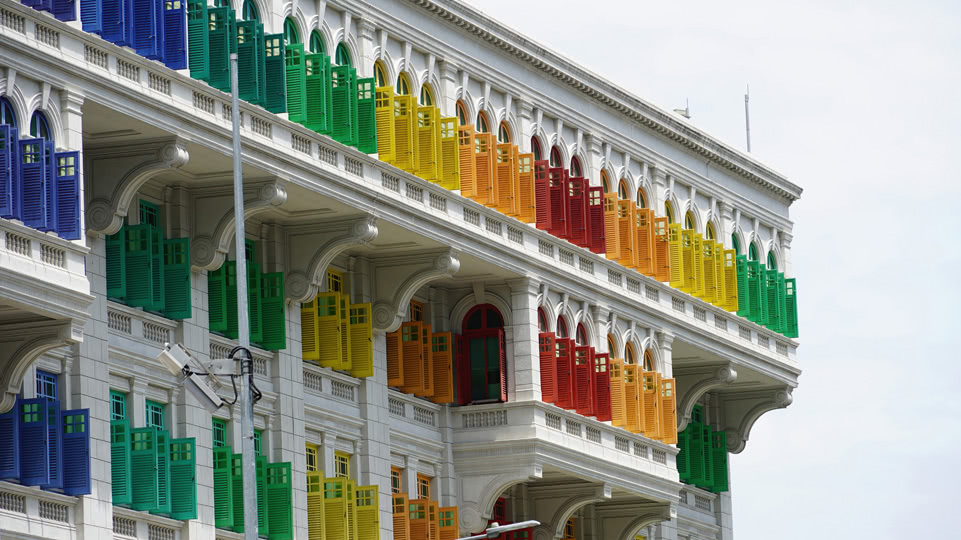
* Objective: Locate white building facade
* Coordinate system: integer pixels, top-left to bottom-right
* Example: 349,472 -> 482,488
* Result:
0,1 -> 801,540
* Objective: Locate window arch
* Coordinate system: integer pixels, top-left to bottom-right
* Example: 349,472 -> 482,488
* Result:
618,180 -> 629,200
30,111 -> 51,141
607,335 -> 617,357
556,316 -> 569,338
549,146 -> 561,168
213,0 -> 230,7
241,0 -> 258,20
373,61 -> 388,87
396,73 -> 411,95
625,342 -> 637,365
456,101 -> 469,126
531,136 -> 542,161
643,350 -> 655,371
570,157 -> 582,177
476,111 -> 489,133
575,324 -> 588,346
309,30 -> 326,54
636,187 -> 647,209
767,251 -> 777,270
732,233 -> 741,255
420,83 -> 434,106
684,211 -> 697,230
706,222 -> 716,240
0,98 -> 16,128
497,122 -> 511,144
600,170 -> 611,193
537,308 -> 547,333
283,17 -> 299,45
665,201 -> 675,224
749,242 -> 759,261
461,304 -> 507,404
334,43 -> 351,66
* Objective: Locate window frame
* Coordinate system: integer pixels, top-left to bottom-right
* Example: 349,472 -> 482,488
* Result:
0,98 -> 16,129
241,0 -> 258,21
636,187 -> 647,209
531,136 -> 542,161
497,121 -> 511,144
283,17 -> 300,46
549,146 -> 561,168
334,42 -> 351,67
145,400 -> 165,430
416,473 -> 431,500
110,390 -> 127,421
420,83 -> 434,106
374,61 -> 388,87
36,370 -> 57,401
390,467 -> 403,494
212,418 -> 227,448
476,111 -> 490,133
570,157 -> 582,177
309,30 -> 326,54
396,73 -> 412,95
30,111 -> 51,141
334,451 -> 351,479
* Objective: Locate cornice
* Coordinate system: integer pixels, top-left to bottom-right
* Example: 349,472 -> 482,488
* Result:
408,0 -> 803,203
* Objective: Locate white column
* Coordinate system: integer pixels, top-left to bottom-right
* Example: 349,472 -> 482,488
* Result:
657,330 -> 675,378
508,278 -> 541,402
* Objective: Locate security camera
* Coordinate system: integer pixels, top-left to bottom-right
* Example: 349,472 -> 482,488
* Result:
157,343 -> 224,413
158,343 -> 191,377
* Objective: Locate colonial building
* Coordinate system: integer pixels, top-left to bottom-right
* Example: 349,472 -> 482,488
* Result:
0,1 -> 801,539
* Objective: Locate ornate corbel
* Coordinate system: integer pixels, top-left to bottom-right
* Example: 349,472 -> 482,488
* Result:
674,364 -> 738,432
0,320 -> 82,414
720,387 -> 794,454
371,250 -> 460,333
283,215 -> 378,302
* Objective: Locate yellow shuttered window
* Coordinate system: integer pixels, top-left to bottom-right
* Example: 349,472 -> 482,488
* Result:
623,365 -> 641,433
345,481 -> 358,540
701,240 -> 718,304
712,242 -> 725,308
399,322 -> 424,395
376,86 -> 396,162
458,126 -> 477,198
338,293 -> 352,371
438,506 -> 459,540
307,472 -> 326,540
416,106 -> 440,181
641,371 -> 661,440
430,332 -> 454,404
668,224 -> 684,288
723,249 -> 738,312
393,494 -> 410,540
617,200 -> 636,268
473,132 -> 496,205
604,193 -> 620,261
348,303 -> 373,378
692,233 -> 705,297
387,329 -> 404,387
323,478 -> 348,540
494,143 -> 517,215
516,153 -> 536,223
393,95 -> 417,173
305,443 -> 319,472
659,378 -> 678,444
301,297 -> 320,361
438,118 -> 461,190
355,486 -> 379,540
609,359 -> 626,428
680,230 -> 696,293
315,292 -> 342,368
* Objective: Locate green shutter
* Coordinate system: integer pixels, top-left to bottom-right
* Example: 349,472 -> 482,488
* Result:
676,426 -> 691,482
169,438 -> 197,520
106,228 -> 127,299
110,419 -> 132,505
264,34 -> 287,114
266,462 -> 293,540
225,262 -> 239,339
163,238 -> 192,320
735,255 -> 749,318
356,77 -> 377,154
237,20 -> 262,104
304,53 -> 330,133
285,44 -> 307,123
124,224 -> 154,308
699,424 -> 715,491
783,278 -> 798,338
257,455 -> 269,535
763,268 -> 780,331
710,431 -> 729,493
209,264 -> 228,332
775,272 -> 788,334
187,0 -> 210,81
248,262 -> 263,344
213,446 -> 234,528
149,226 -> 166,312
350,68 -> 360,147
747,260 -> 765,324
260,272 -> 286,351
330,65 -> 354,144
231,453 -> 245,531
151,430 -> 171,515
207,7 -> 233,92
130,428 -> 159,511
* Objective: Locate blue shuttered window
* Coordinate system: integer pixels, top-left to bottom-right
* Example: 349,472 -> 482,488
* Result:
163,0 -> 187,69
19,138 -> 48,230
0,125 -> 17,219
61,409 -> 90,495
18,399 -> 49,485
81,0 -> 103,34
54,151 -> 81,239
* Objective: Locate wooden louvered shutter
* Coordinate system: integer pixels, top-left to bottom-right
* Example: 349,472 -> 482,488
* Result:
748,260 -> 765,324
246,262 -> 263,344
516,153 -> 535,223
700,240 -> 717,304
458,126 -> 477,197
439,118 -> 461,190
106,228 -> 127,299
124,224 -> 154,308
592,352 -> 612,422
81,0 -> 103,34
438,506 -> 459,540
393,494 -> 410,540
256,456 -> 268,534
677,426 -> 691,481
692,234 -> 705,297
355,485 -> 380,540
208,263 -> 228,332
430,332 -> 454,404
784,278 -> 798,338
573,346 -> 594,417
455,334 -> 471,405
330,65 -> 355,145
307,472 -> 326,540
617,200 -> 636,268
236,20 -> 261,103
635,208 -> 654,275
659,378 -> 677,444
39,400 -> 60,490
653,217 -> 671,282
206,8 -> 231,91
538,332 -> 556,403
267,462 -> 293,540
305,54 -> 330,133
286,44 -> 308,123
230,453 -> 245,531
356,78 -> 377,154
603,193 -> 620,260
409,499 -> 431,540
130,428 -> 159,511
301,297 -> 320,361
641,372 -> 661,440
393,95 -> 415,172
19,139 -> 48,230
162,238 -> 192,320
765,270 -> 784,332
162,0 -> 186,69
498,329 -> 508,403
546,168 -> 568,237
154,430 -> 171,514
110,419 -> 132,504
400,322 -> 425,395
668,224 -> 684,288
417,106 -> 440,181
680,230 -> 696,293
534,160 -> 551,230
567,178 -> 587,246
186,0 -> 209,80
264,34 -> 287,113
623,365 -> 640,433
316,292 -> 342,368
711,431 -> 729,492
168,438 -> 197,520
587,187 -> 606,254
338,293 -> 352,371
0,125 -> 14,219
132,0 -> 160,59
375,86 -> 396,161
52,0 -> 76,20
213,446 -> 234,528
148,225 -> 166,312
53,151 -> 80,239
348,303 -> 374,378
700,425 -> 715,490
387,329 -> 404,387
259,272 -> 286,351
41,141 -> 57,234
102,0 -> 129,45
712,242 -> 725,308
473,133 -> 495,205
495,143 -> 517,215
416,324 -> 435,398
0,406 -> 19,480
735,255 -> 750,317
554,338 -> 574,410
18,399 -> 48,486
429,501 -> 440,540
324,478 -> 348,540
687,420 -> 705,486
723,249 -> 738,312
609,359 -> 626,428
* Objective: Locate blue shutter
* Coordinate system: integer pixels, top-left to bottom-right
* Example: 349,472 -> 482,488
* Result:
54,151 -> 80,240
0,406 -> 19,480
154,0 -> 168,63
61,409 -> 91,496
133,0 -> 160,58
41,141 -> 57,233
0,125 -> 14,219
40,399 -> 63,490
101,0 -> 127,45
163,0 -> 187,69
18,398 -> 49,486
19,138 -> 48,230
81,0 -> 103,34
53,0 -> 77,21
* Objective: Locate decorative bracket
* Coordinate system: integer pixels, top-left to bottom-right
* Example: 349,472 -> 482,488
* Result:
283,215 -> 378,302
527,483 -> 611,540
675,363 -> 738,432
371,249 -> 460,333
0,320 -> 81,414
719,386 -> 794,454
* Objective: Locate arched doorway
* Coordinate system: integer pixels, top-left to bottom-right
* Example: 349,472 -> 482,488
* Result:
458,304 -> 507,404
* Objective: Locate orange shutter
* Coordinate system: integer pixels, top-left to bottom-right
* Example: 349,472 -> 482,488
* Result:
604,193 -> 620,261
623,364 -> 641,433
539,332 -> 557,404
659,378 -> 678,444
609,358 -> 626,428
393,494 -> 410,540
458,126 -> 477,197
399,322 -> 424,395
438,507 -> 459,540
494,143 -> 517,215
409,499 -> 431,540
430,332 -> 454,404
387,330 -> 404,387
473,133 -> 496,205
516,153 -> 536,223
641,371 -> 661,439
438,118 -> 460,190
635,208 -> 654,275
668,224 -> 684,288
617,200 -> 636,268
429,501 -> 440,540
415,324 -> 435,398
653,217 -> 671,282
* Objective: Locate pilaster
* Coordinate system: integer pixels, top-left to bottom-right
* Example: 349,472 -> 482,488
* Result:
508,277 -> 541,402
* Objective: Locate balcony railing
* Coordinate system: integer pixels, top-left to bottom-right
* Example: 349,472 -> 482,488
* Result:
112,505 -> 182,540
0,481 -> 76,540
0,218 -> 89,297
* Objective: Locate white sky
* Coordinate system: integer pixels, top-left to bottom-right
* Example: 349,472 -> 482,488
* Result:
468,1 -> 961,537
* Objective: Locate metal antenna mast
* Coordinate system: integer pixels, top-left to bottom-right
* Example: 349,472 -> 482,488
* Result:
744,85 -> 751,152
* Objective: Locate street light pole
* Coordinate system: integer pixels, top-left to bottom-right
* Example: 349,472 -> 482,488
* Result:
229,52 -> 258,540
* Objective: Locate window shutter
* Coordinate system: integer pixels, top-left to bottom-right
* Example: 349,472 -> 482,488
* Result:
438,506 -> 459,540
547,167 -> 567,237
784,278 -> 798,338
417,107 -> 440,181
266,462 -> 293,540
538,332 -> 556,404
101,0 -> 128,45
0,125 -> 14,219
498,329 -> 508,403
457,125 -> 477,198
573,346 -> 594,417
162,237 -> 192,319
735,255 -> 749,317
350,69 -> 361,150
263,34 -> 288,113
206,8 -> 232,91
53,151 -> 80,240
767,270 -> 784,332
41,400 -> 62,490
393,95 -> 416,172
567,177 -> 587,246
393,494 -> 410,540
711,431 -> 729,492
106,228 -> 127,299
348,303 -> 374,378
312,292 -> 342,367
208,263 -> 228,332
19,139 -> 48,230
623,365 -> 640,433
213,446 -> 234,528
416,324 -> 435,398
123,224 -> 155,308
700,425 -> 715,490
132,0 -> 161,59
259,272 -> 287,351
688,422 -> 705,486
307,471 -> 326,540
355,485 -> 380,540
301,298 -> 320,361
491,497 -> 506,523
680,229 -> 696,293
608,358 -> 626,428
592,352 -> 611,422
587,187 -> 605,254
635,208 -> 654,273
693,234 -> 706,297
659,378 -> 677,444
387,329 -> 404,387
186,0 -> 209,80
62,410 -> 93,495
677,427 -> 691,481
722,249 -> 738,312
231,453 -> 245,531
653,217 -> 670,282
747,260 -> 765,324
700,240 -> 717,304
429,331 -> 454,404
494,143 -> 517,216
439,118 -> 461,190
167,438 -> 197,519
130,428 -> 160,511
51,0 -> 76,20
711,242 -> 725,308
148,226 -> 166,312
161,0 -> 186,69
0,406 -> 19,480
399,322 -> 425,395
41,141 -> 57,234
473,132 -> 496,205
429,501 -> 440,540
516,153 -> 536,223
603,192 -> 619,260
330,65 -> 355,144
247,262 -> 263,344
286,44 -> 308,123
304,54 -> 330,133
668,224 -> 684,288
323,477 -> 349,540
18,399 -> 49,486
408,499 -> 431,540
454,334 -> 471,405
356,78 -> 377,154
641,371 -> 661,440
81,0 -> 103,34
554,338 -> 574,410
616,200 -> 636,268
374,85 -> 396,160
338,293 -> 352,371
236,20 -> 262,103
534,160 -> 551,231
110,419 -> 132,504
153,430 -> 171,515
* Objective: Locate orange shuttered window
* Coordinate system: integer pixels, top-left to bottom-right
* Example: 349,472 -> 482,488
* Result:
393,494 -> 410,540
375,86 -> 396,162
635,208 -> 654,275
701,240 -> 718,304
301,297 -> 319,361
653,217 -> 671,282
593,352 -> 612,422
617,200 -> 636,268
439,118 -> 460,190
429,502 -> 440,540
473,133 -> 496,205
458,126 -> 477,197
604,193 -> 620,261
516,153 -> 536,223
668,224 -> 684,288
417,106 -> 440,181
438,507 -> 459,540
722,249 -> 738,312
387,329 -> 404,387
409,499 -> 431,540
659,378 -> 678,444
641,371 -> 661,440
623,365 -> 641,433
609,358 -> 626,427
415,324 -> 435,398
393,94 -> 417,173
494,143 -> 518,215
538,332 -> 557,403
399,322 -> 425,395
431,332 -> 454,404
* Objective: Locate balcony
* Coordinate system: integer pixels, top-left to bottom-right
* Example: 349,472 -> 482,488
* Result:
0,481 -> 77,540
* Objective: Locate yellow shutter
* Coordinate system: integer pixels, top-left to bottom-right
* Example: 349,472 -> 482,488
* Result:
316,293 -> 343,368
307,472 -> 326,540
604,193 -> 620,261
399,322 -> 424,395
723,249 -> 738,312
659,378 -> 678,444
393,494 -> 410,540
473,132 -> 496,205
430,332 -> 454,404
623,364 -> 641,433
348,303 -> 373,378
680,230 -> 696,293
438,506 -> 459,540
609,358 -> 626,428
387,330 -> 404,387
415,324 -> 434,398
617,200 -> 637,268
393,95 -> 417,173
516,153 -> 536,223
641,371 -> 661,439
458,126 -> 476,198
323,478 -> 349,540
376,86 -> 396,162
301,297 -> 320,361
494,143 -> 517,215
417,106 -> 440,181
701,240 -> 717,304
339,293 -> 353,371
692,233 -> 704,297
345,480 -> 358,540
438,118 -> 460,190
355,485 -> 379,540
668,224 -> 684,288
409,499 -> 432,540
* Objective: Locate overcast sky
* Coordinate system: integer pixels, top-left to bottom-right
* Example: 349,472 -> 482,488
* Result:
469,1 -> 961,537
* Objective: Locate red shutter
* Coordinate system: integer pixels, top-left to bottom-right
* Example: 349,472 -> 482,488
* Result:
548,168 -> 568,238
538,332 -> 557,403
554,338 -> 574,409
498,329 -> 508,403
587,187 -> 606,254
573,346 -> 594,417
534,160 -> 551,231
567,177 -> 587,246
592,352 -> 612,422
455,334 -> 470,405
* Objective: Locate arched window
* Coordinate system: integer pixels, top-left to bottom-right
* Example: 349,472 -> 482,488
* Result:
456,101 -> 469,126
665,201 -> 675,224
643,350 -> 655,371
570,157 -> 582,177
556,317 -> 569,338
537,308 -> 547,333
625,342 -> 636,365
732,233 -> 741,255
706,222 -> 716,240
476,111 -> 489,133
420,83 -> 434,106
575,324 -> 587,346
283,17 -> 299,45
607,335 -> 617,357
684,211 -> 696,230
30,111 -> 50,141
749,242 -> 759,261
531,136 -> 542,160
213,0 -> 230,7
241,0 -> 258,20
636,187 -> 647,209
373,61 -> 387,87
0,98 -> 17,128
767,251 -> 777,270
461,304 -> 507,404
600,170 -> 611,193
309,30 -> 326,54
396,73 -> 411,95
334,43 -> 351,66
497,122 -> 511,144
549,146 -> 561,168
618,180 -> 629,200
